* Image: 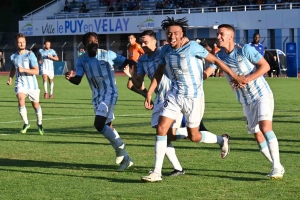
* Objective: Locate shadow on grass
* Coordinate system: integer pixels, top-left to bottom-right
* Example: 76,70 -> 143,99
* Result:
0,159 -> 142,183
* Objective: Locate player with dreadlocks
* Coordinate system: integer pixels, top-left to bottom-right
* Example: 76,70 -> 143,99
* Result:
141,17 -> 247,182
65,32 -> 135,171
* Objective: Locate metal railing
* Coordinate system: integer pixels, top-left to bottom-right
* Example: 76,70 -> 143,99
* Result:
23,0 -> 62,19
23,2 -> 300,20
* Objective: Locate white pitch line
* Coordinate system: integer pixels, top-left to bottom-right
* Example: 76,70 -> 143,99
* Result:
0,111 -> 299,124
0,113 -> 151,124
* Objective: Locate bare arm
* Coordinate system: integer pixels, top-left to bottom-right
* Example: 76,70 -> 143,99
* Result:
145,64 -> 165,109
49,54 -> 59,61
246,57 -> 270,82
123,64 -> 145,89
18,65 -> 39,75
203,66 -> 216,80
7,65 -> 16,85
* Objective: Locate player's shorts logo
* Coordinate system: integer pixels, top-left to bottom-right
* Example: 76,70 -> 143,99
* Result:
163,100 -> 169,108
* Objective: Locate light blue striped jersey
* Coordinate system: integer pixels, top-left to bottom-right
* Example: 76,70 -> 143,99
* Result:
39,49 -> 57,72
159,41 -> 208,98
137,48 -> 171,104
215,44 -> 272,106
10,50 -> 39,90
75,49 -> 125,105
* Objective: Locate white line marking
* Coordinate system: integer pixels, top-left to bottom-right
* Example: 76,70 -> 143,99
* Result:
0,111 -> 299,124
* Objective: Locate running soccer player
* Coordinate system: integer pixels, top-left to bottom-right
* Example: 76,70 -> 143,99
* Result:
65,32 -> 135,171
209,24 -> 284,180
7,33 -> 44,135
124,30 -> 188,176
38,41 -> 59,98
141,17 -> 247,182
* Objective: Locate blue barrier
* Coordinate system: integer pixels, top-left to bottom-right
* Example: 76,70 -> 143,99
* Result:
286,43 -> 298,77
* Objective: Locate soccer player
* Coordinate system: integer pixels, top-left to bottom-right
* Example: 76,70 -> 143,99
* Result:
124,30 -> 188,176
38,40 -> 59,99
127,34 -> 148,97
65,32 -> 135,171
141,17 -> 247,182
210,24 -> 284,179
6,33 -> 44,135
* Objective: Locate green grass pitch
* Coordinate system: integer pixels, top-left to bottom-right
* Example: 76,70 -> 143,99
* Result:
0,75 -> 299,199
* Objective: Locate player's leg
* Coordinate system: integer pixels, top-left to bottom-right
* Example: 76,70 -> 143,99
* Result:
185,96 -> 230,159
42,73 -> 48,98
141,116 -> 174,182
164,112 -> 186,176
94,102 -> 133,170
244,103 -> 273,163
29,89 -> 43,135
17,90 -> 30,134
142,93 -> 181,182
258,94 -> 284,179
48,73 -> 54,98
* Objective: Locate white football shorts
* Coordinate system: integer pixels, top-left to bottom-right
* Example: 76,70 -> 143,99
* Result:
160,91 -> 204,128
94,101 -> 115,124
41,69 -> 54,79
243,93 -> 274,134
151,102 -> 183,128
15,87 -> 40,102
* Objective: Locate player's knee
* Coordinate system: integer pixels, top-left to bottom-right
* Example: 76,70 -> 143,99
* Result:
94,116 -> 106,133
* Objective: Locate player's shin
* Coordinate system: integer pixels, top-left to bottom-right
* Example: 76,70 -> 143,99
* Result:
257,140 -> 273,163
35,106 -> 42,125
166,141 -> 182,171
19,106 -> 29,125
154,135 -> 167,175
264,131 -> 281,169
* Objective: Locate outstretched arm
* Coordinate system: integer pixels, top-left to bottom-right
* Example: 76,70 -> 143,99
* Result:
205,53 -> 248,85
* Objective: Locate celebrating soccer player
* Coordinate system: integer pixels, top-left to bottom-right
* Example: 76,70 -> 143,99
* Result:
65,32 -> 135,171
141,17 -> 247,182
206,24 -> 284,180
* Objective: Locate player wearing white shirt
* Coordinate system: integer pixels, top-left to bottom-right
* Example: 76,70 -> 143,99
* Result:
207,24 -> 284,180
38,41 -> 59,98
142,17 -> 247,182
124,30 -> 188,177
65,32 -> 136,171
7,33 -> 44,135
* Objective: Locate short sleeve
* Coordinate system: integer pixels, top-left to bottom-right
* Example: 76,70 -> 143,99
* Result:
29,52 -> 38,67
108,50 -> 126,66
243,44 -> 263,64
190,41 -> 209,59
